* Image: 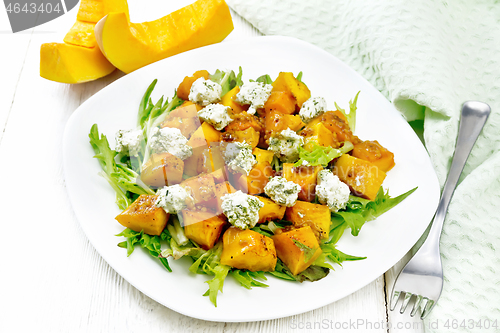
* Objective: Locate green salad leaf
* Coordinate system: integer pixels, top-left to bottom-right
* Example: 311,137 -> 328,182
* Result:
235,66 -> 244,87
256,74 -> 273,85
296,71 -> 303,82
138,79 -> 158,127
293,141 -> 354,167
89,124 -> 131,209
230,270 -> 268,289
334,187 -> 418,236
320,240 -> 366,266
335,91 -> 360,132
209,69 -> 238,97
116,228 -> 172,272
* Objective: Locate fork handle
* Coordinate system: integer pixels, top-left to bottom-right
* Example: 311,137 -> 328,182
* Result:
425,101 -> 490,246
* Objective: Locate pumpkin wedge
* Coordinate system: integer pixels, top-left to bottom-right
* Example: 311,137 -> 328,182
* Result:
40,0 -> 128,83
96,0 -> 234,73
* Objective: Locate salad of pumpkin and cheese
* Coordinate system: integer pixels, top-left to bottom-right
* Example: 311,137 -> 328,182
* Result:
89,68 -> 416,306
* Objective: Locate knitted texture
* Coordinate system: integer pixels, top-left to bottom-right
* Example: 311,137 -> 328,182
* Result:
226,0 -> 500,331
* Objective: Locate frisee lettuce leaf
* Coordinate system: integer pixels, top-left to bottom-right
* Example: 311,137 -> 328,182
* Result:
89,124 -> 131,209
292,239 -> 317,262
320,240 -> 366,265
334,91 -> 360,132
293,141 -> 354,167
235,66 -> 244,87
116,228 -> 172,272
137,79 -> 158,127
256,74 -> 273,85
334,187 -> 418,236
230,270 -> 268,289
209,69 -> 238,97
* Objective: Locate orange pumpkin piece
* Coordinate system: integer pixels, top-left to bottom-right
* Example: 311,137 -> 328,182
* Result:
161,117 -> 200,139
225,112 -> 263,134
237,161 -> 274,195
223,127 -> 260,148
115,195 -> 169,236
285,200 -> 331,240
187,122 -> 222,148
272,72 -> 311,109
181,173 -> 216,204
140,152 -> 184,187
181,210 -> 226,249
352,140 -> 395,172
273,226 -> 322,275
220,227 -> 277,272
264,110 -> 304,141
221,86 -> 248,114
306,111 -> 359,145
264,91 -> 296,114
282,164 -> 323,202
177,70 -> 209,100
333,154 -> 386,200
299,122 -> 336,151
256,196 -> 286,223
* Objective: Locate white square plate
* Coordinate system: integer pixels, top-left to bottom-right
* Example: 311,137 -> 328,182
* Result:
63,36 -> 440,322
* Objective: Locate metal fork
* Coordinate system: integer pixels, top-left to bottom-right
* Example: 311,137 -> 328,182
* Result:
389,101 -> 491,319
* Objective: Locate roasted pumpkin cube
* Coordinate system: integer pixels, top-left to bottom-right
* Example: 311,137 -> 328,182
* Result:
225,112 -> 263,134
237,161 -> 274,195
213,181 -> 237,213
299,122 -> 335,151
352,140 -> 395,172
273,226 -> 322,275
285,200 -> 331,240
181,210 -> 226,249
220,227 -> 277,272
253,147 -> 274,164
272,72 -> 311,109
264,91 -> 296,114
282,164 -> 323,202
200,146 -> 226,173
221,86 -> 248,114
177,70 -> 209,100
256,196 -> 286,223
264,110 -> 304,140
181,173 -> 216,204
115,195 -> 169,236
210,168 -> 228,183
140,152 -> 184,187
188,122 -> 222,148
223,127 -> 260,148
306,111 -> 359,145
333,154 -> 386,200
182,146 -> 206,177
169,101 -> 202,117
161,116 -> 200,139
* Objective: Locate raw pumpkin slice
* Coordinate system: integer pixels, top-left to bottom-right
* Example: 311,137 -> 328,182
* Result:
40,0 -> 129,84
96,0 -> 234,73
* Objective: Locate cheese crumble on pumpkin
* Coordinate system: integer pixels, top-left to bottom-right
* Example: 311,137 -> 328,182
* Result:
221,190 -> 264,229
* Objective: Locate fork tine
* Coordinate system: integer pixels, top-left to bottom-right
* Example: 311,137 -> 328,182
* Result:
390,291 -> 402,311
410,295 -> 423,317
400,292 -> 413,314
420,299 -> 435,319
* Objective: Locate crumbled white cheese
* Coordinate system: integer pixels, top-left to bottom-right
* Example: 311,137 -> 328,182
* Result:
198,104 -> 233,130
268,128 -> 304,163
148,127 -> 192,160
223,142 -> 257,175
264,176 -> 301,207
115,129 -> 143,156
235,81 -> 273,115
316,169 -> 350,212
221,190 -> 264,229
188,78 -> 222,106
155,184 -> 194,214
299,97 -> 327,123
